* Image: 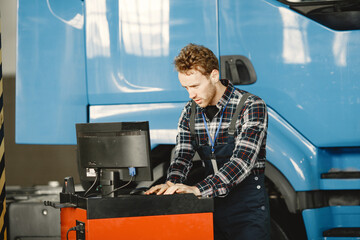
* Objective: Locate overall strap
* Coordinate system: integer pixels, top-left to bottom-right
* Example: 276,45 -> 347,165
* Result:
190,100 -> 196,136
228,92 -> 252,136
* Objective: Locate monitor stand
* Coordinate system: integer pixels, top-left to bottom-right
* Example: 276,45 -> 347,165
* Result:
99,169 -> 118,197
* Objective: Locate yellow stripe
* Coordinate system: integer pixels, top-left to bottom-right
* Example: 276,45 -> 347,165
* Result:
0,108 -> 3,129
0,169 -> 5,230
0,78 -> 3,95
0,147 -> 5,221
0,197 -> 6,231
0,139 -> 4,160
0,159 -> 5,189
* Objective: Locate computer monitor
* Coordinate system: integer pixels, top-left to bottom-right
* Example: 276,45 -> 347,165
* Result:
76,121 -> 153,196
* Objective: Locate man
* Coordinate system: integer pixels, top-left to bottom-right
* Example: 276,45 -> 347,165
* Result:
146,43 -> 270,240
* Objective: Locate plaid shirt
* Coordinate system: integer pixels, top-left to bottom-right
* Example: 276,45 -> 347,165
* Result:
167,80 -> 268,198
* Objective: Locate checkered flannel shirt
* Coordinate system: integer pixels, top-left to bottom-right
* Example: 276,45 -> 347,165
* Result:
167,80 -> 268,198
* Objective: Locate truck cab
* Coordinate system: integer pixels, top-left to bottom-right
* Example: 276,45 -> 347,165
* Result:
16,0 -> 360,239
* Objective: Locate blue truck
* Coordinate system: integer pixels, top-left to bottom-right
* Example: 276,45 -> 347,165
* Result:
16,0 -> 360,239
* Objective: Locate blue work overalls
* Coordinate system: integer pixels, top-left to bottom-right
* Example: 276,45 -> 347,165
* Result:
190,93 -> 270,240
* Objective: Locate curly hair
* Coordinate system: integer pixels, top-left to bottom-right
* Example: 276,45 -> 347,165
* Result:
174,43 -> 219,76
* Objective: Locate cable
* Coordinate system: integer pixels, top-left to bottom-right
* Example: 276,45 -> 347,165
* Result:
83,184 -> 102,198
103,176 -> 134,196
84,170 -> 99,197
66,226 -> 76,240
66,224 -> 85,240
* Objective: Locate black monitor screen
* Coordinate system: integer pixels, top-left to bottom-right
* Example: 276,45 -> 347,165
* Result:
76,121 -> 153,183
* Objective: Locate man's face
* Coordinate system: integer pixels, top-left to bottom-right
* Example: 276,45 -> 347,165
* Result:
178,69 -> 217,108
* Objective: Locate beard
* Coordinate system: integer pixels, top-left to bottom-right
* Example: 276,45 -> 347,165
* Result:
195,85 -> 217,107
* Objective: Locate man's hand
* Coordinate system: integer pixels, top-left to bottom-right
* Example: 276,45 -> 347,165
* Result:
164,183 -> 201,196
145,181 -> 201,197
145,181 -> 174,195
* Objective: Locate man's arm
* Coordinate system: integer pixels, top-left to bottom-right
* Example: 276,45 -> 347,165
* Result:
145,102 -> 197,195
166,102 -> 196,183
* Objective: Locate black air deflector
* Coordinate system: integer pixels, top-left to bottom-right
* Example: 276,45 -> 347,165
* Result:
278,0 -> 360,30
323,227 -> 360,237
321,171 -> 360,179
